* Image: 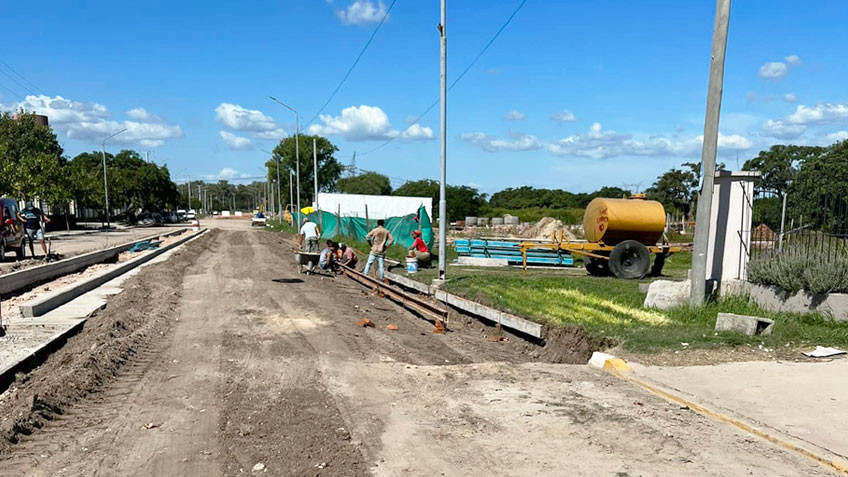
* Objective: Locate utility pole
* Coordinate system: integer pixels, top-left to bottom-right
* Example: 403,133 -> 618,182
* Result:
690,0 -> 732,305
437,0 -> 448,281
270,96 -> 300,228
188,176 -> 192,210
289,171 -> 294,213
313,138 -> 319,209
100,128 -> 127,230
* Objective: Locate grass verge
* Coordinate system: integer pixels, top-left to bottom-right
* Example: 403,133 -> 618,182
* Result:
405,267 -> 848,353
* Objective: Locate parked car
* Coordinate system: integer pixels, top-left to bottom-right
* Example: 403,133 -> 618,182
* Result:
176,209 -> 187,222
164,211 -> 179,223
137,212 -> 156,226
0,198 -> 26,261
151,213 -> 165,225
185,209 -> 197,220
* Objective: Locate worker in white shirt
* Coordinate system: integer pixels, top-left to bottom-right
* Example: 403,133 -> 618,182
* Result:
298,217 -> 321,253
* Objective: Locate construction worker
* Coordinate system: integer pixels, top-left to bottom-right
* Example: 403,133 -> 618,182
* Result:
17,201 -> 50,257
298,217 -> 320,253
408,230 -> 430,267
364,219 -> 394,280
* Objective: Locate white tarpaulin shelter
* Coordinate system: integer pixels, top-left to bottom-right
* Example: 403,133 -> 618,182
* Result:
316,193 -> 432,220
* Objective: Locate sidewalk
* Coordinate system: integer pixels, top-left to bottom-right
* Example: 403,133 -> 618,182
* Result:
629,358 -> 848,469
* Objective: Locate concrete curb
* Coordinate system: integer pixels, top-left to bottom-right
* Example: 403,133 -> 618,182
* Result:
0,228 -> 186,295
0,228 -> 208,393
20,229 -> 206,318
383,271 -> 544,339
594,353 -> 848,475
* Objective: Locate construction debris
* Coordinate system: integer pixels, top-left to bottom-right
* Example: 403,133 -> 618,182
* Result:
356,318 -> 375,328
386,323 -> 398,330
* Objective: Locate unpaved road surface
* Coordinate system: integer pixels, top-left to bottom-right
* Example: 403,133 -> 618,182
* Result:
0,220 -> 836,476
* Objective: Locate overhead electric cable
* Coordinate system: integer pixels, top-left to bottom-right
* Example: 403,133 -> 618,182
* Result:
0,59 -> 46,94
0,81 -> 25,101
0,68 -> 36,96
304,0 -> 399,128
357,0 -> 528,157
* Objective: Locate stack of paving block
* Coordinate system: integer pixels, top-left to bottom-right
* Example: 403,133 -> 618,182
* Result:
454,238 -> 574,266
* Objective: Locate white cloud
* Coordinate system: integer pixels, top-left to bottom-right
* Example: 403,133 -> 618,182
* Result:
308,105 -> 433,141
547,123 -> 751,159
759,62 -> 788,80
785,103 -> 848,125
3,94 -> 183,147
336,0 -> 388,25
126,107 -> 162,122
550,110 -> 577,122
762,119 -> 806,139
783,93 -> 798,103
460,131 -> 542,152
758,55 -> 801,80
214,103 -> 285,139
826,131 -> 848,143
504,110 -> 526,121
219,131 -> 253,150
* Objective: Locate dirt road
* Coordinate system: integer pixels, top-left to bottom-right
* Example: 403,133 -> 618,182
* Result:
0,220 -> 836,476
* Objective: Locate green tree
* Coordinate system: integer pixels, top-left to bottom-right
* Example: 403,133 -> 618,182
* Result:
743,145 -> 824,199
790,140 -> 848,229
0,111 -> 66,201
590,186 -> 631,199
645,168 -> 695,216
335,171 -> 392,195
393,179 -> 486,221
268,135 -> 343,206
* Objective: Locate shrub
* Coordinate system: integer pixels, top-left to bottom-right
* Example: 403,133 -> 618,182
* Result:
748,251 -> 848,294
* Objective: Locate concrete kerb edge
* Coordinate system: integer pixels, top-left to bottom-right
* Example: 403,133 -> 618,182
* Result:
0,227 -> 187,296
592,352 -> 848,476
383,271 -> 544,340
20,228 -> 205,318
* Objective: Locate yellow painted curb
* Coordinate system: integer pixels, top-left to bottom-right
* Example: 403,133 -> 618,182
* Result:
602,360 -> 848,476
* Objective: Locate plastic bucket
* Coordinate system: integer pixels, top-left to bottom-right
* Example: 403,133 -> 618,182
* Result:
406,256 -> 419,274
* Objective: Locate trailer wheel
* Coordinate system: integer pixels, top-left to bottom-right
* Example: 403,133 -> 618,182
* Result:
585,256 -> 611,277
609,240 -> 650,279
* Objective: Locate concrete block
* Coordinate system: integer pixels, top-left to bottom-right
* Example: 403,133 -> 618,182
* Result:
433,289 -> 543,339
715,312 -> 774,336
819,294 -> 848,322
456,257 -> 509,267
643,279 -> 691,310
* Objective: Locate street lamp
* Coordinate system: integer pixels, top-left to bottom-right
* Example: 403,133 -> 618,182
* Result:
269,96 -> 300,229
101,128 -> 127,229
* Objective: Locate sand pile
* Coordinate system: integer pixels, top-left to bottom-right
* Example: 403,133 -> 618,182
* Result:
519,217 -> 577,241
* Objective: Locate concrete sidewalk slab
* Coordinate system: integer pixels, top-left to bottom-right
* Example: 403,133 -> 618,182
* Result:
630,359 -> 848,466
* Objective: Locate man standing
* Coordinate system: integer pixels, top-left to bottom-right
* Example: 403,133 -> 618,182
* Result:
298,217 -> 320,253
17,201 -> 50,257
364,219 -> 394,280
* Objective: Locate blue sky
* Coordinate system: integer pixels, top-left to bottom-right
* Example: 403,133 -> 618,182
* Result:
2,0 -> 847,194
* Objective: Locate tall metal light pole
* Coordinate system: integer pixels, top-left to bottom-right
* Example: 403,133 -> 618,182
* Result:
289,171 -> 294,213
270,96 -> 300,229
313,137 -> 319,214
437,0 -> 448,281
690,0 -> 732,305
101,128 -> 127,229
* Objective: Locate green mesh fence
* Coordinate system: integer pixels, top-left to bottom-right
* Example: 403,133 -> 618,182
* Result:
295,205 -> 433,249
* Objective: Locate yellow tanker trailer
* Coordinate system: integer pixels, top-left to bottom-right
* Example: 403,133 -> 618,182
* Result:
520,196 -> 686,279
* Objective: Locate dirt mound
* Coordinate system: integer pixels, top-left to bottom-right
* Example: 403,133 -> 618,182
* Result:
538,325 -> 613,364
0,230 -> 216,454
519,217 -> 577,241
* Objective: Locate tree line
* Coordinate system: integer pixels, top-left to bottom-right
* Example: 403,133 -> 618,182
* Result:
1,112 -> 180,222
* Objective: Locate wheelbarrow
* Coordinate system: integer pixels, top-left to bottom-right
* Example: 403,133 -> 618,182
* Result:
294,251 -> 321,274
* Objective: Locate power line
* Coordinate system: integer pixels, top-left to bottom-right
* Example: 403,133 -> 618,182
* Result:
0,59 -> 45,95
304,0 -> 399,128
357,0 -> 528,157
0,68 -> 35,96
0,81 -> 25,101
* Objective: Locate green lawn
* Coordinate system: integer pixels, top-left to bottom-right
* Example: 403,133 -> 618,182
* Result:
406,266 -> 848,353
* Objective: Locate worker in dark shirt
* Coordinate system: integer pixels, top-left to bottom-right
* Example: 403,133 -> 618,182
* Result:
17,201 -> 50,257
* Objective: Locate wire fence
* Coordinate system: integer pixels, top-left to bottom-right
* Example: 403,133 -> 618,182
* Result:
751,185 -> 848,261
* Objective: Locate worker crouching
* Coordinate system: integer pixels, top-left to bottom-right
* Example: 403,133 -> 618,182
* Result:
408,230 -> 430,267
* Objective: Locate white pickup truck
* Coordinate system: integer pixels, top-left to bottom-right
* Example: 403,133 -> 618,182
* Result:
251,213 -> 268,227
